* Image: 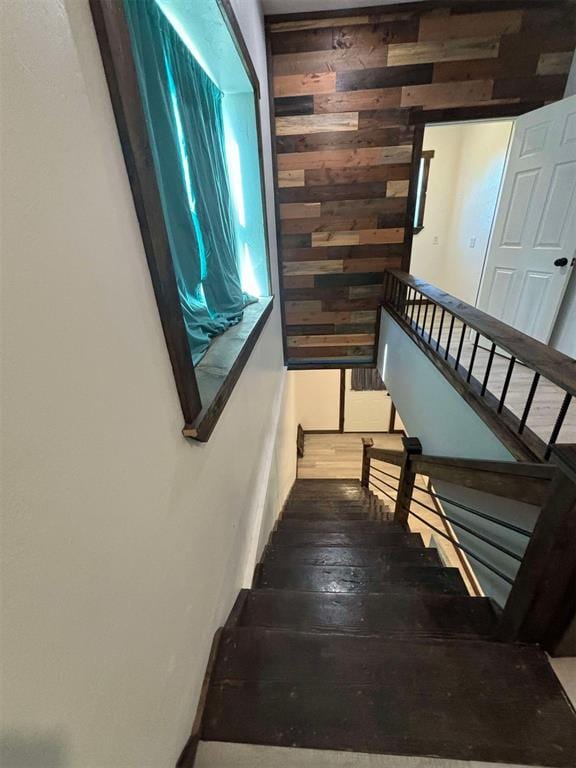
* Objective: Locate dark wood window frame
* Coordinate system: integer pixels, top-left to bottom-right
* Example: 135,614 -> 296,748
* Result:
90,0 -> 273,442
413,150 -> 434,235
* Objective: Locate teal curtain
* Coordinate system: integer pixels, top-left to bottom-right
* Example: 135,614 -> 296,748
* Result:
123,0 -> 253,363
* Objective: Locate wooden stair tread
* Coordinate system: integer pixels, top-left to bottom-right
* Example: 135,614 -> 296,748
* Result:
203,629 -> 576,767
240,589 -> 498,639
277,519 -> 402,531
262,545 -> 442,568
271,530 -> 424,548
257,563 -> 468,595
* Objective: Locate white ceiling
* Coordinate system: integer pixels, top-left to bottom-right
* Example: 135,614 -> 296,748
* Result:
262,0 -> 428,15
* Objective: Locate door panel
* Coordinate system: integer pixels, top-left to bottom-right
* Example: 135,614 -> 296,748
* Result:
477,96 -> 576,343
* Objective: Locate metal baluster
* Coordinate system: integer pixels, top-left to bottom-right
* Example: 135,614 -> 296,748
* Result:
421,301 -> 429,338
545,392 -> 572,459
480,342 -> 496,397
444,315 -> 455,360
466,331 -> 480,383
435,309 -> 445,352
415,292 -> 422,330
455,323 -> 467,370
519,372 -> 540,434
498,356 -> 516,413
428,303 -> 437,344
409,288 -> 417,326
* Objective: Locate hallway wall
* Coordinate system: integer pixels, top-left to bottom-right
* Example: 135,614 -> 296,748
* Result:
1,2 -> 293,768
412,120 -> 513,305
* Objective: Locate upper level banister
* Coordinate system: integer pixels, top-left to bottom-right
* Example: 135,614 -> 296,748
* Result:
387,270 -> 576,399
411,455 -> 555,506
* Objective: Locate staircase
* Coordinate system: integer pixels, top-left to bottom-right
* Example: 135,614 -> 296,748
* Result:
195,479 -> 576,767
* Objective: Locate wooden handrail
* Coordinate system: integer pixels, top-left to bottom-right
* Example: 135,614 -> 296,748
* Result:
388,271 -> 576,399
365,446 -> 555,503
411,456 -> 555,506
365,446 -> 404,467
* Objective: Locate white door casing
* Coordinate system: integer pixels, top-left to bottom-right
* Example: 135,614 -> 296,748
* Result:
477,96 -> 576,343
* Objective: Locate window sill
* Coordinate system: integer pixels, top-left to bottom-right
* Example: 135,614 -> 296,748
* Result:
182,296 -> 274,442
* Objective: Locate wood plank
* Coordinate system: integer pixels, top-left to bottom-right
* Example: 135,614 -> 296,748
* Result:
306,165 -> 411,186
278,145 -> 413,171
357,109 -> 412,129
278,170 -> 305,188
263,545 -> 441,568
311,231 -> 360,247
537,51 -> 574,76
276,112 -> 358,136
283,243 -> 405,261
204,630 -> 576,764
284,300 -> 322,313
283,217 -> 378,235
360,228 -> 405,245
273,95 -> 314,116
240,590 -> 497,638
274,72 -> 336,98
281,233 -> 311,249
283,260 -> 343,276
343,257 -> 404,273
419,10 -> 523,41
287,345 -> 374,359
494,75 -> 566,101
282,274 -> 314,288
332,19 -> 420,50
272,47 -> 389,76
279,202 -> 321,219
285,310 -> 353,325
336,63 -> 433,91
287,333 -> 375,347
269,27 -> 333,55
314,88 -> 402,113
280,182 -> 388,203
269,16 -> 372,33
387,179 -> 410,197
401,79 -> 493,107
257,563 -> 467,593
321,197 -> 406,217
388,37 -> 500,67
277,127 -> 414,153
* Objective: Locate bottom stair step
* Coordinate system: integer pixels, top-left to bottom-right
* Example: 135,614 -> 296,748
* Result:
239,590 -> 497,639
203,629 -> 576,767
257,563 -> 468,595
196,742 -> 558,768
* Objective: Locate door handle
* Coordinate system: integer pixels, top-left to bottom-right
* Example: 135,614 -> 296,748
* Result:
554,257 -> 568,267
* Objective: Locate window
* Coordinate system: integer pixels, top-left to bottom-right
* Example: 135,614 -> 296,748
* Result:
413,150 -> 434,234
351,368 -> 386,392
91,0 -> 272,440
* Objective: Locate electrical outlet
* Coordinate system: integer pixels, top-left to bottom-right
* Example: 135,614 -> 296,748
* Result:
469,237 -> 477,248
433,235 -> 439,245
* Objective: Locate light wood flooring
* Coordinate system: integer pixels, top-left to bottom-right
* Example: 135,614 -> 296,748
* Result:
298,433 -> 481,595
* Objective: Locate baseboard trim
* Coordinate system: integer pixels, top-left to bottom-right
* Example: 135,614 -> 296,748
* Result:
176,627 -> 224,768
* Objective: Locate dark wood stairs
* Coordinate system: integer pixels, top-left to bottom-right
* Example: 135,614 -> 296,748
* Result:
200,479 -> 576,766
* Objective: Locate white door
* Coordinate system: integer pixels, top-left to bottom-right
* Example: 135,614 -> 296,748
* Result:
477,96 -> 576,342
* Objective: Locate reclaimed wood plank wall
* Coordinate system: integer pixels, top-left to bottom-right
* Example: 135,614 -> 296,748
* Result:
267,1 -> 576,367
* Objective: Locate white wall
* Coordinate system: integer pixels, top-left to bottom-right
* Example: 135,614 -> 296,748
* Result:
291,369 -> 340,430
0,2 -> 295,767
411,125 -> 463,286
411,121 -> 513,305
343,370 -> 391,432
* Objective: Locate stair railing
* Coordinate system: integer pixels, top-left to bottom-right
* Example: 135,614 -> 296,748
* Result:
361,437 -> 576,652
382,270 -> 576,463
